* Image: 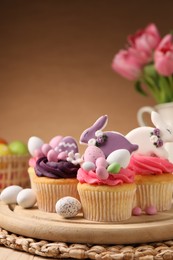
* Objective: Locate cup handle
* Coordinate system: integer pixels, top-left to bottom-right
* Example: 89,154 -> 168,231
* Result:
137,106 -> 155,126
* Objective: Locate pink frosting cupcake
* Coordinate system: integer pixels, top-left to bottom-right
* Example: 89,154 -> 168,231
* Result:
77,115 -> 137,222
126,111 -> 173,212
77,167 -> 136,222
128,155 -> 173,211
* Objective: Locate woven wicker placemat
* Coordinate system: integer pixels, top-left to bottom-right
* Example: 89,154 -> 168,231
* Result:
1,228 -> 173,259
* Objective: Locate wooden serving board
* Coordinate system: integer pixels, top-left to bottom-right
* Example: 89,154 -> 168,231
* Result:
0,201 -> 173,245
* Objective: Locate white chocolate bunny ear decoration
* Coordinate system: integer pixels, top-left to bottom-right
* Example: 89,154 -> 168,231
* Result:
151,111 -> 166,128
151,111 -> 173,141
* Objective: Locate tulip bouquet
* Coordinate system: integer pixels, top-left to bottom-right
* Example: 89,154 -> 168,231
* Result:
112,24 -> 173,104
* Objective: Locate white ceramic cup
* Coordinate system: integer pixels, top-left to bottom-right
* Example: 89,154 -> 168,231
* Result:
137,102 -> 173,163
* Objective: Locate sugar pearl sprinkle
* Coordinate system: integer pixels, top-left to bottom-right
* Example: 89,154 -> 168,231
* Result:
145,205 -> 157,215
132,207 -> 142,216
132,206 -> 157,216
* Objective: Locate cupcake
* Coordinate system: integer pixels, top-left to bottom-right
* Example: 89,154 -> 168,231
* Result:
0,139 -> 30,192
126,111 -> 173,212
28,135 -> 82,212
128,155 -> 173,212
77,115 -> 137,222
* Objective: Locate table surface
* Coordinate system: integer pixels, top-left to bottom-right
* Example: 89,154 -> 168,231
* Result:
0,247 -> 47,259
0,246 -> 51,260
0,246 -> 72,259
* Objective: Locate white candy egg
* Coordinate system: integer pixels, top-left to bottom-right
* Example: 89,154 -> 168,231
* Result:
0,185 -> 23,204
28,136 -> 44,157
82,161 -> 95,171
55,196 -> 81,218
106,149 -> 131,168
17,188 -> 37,208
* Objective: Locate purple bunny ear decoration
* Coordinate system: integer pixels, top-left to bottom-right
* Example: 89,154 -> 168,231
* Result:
80,115 -> 108,144
80,115 -> 138,157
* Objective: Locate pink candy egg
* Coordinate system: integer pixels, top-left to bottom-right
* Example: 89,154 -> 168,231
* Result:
84,146 -> 105,163
96,166 -> 109,180
96,157 -> 108,167
47,149 -> 59,162
58,151 -> 68,160
49,136 -> 63,149
34,148 -> 44,158
145,206 -> 157,215
41,144 -> 52,156
29,157 -> 37,167
132,207 -> 142,216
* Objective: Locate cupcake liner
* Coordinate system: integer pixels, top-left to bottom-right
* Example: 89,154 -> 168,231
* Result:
28,167 -> 80,212
34,181 -> 79,212
0,155 -> 30,191
77,183 -> 136,222
134,174 -> 173,211
135,182 -> 173,211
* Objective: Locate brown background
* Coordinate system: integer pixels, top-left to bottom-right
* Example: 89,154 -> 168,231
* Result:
1,0 -> 173,151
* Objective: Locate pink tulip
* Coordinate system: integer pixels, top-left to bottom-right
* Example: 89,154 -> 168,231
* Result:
112,48 -> 143,80
154,34 -> 173,76
128,23 -> 161,62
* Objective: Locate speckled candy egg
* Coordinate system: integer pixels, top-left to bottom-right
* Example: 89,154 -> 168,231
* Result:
55,196 -> 81,218
82,161 -> 95,171
84,146 -> 105,163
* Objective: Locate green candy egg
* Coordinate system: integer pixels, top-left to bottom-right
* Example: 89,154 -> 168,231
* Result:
107,163 -> 121,174
8,140 -> 29,155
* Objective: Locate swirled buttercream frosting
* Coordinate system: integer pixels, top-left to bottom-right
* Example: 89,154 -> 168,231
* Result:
128,155 -> 173,175
35,157 -> 80,178
77,168 -> 134,186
